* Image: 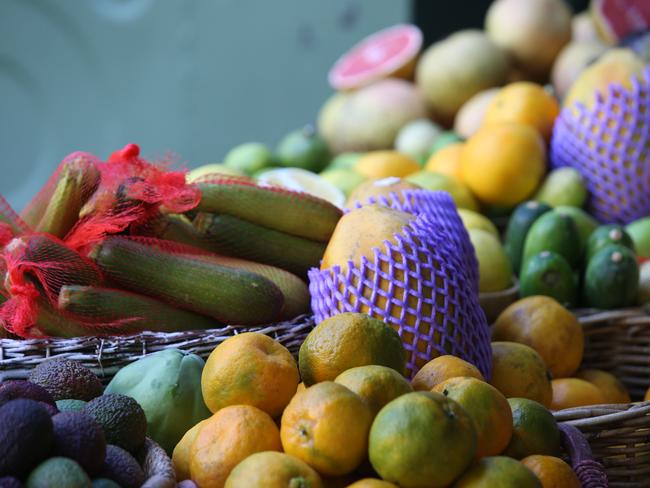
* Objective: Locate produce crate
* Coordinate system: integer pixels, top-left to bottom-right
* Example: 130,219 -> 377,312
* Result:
0,315 -> 314,383
555,402 -> 650,488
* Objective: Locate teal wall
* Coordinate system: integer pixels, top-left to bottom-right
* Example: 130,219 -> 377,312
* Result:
0,0 -> 408,211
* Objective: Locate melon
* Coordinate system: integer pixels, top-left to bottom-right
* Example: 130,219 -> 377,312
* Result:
486,0 -> 572,79
551,41 -> 608,100
454,88 -> 500,139
318,79 -> 428,154
415,30 -> 509,126
328,24 -> 423,91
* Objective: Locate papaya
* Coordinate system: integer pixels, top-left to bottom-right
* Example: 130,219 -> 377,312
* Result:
105,349 -> 211,454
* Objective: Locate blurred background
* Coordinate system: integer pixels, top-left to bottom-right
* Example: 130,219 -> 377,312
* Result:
0,0 -> 590,212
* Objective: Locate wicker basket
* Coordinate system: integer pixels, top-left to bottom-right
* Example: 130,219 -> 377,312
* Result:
577,307 -> 650,400
0,315 -> 314,383
555,401 -> 650,488
559,422 -> 609,487
139,437 -> 176,488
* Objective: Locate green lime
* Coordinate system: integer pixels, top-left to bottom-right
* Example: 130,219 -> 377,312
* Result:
276,125 -> 331,172
223,142 -> 274,175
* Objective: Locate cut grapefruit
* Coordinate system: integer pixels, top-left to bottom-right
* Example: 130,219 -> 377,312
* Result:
328,24 -> 423,91
592,0 -> 650,43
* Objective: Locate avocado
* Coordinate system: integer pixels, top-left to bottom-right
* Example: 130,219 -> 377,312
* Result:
84,394 -> 147,453
91,479 -> 121,488
99,445 -> 145,488
0,477 -> 22,488
522,210 -> 582,269
0,381 -> 56,408
26,457 -> 91,488
28,359 -> 103,401
554,206 -> 598,251
56,399 -> 88,412
52,411 -> 106,476
504,201 -> 552,274
0,399 -> 53,477
520,251 -> 577,307
583,244 -> 639,309
585,225 -> 635,263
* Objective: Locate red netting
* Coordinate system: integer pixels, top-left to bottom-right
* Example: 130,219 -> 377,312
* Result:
65,143 -> 201,251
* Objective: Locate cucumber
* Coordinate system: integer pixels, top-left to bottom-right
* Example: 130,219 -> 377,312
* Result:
196,180 -> 342,242
583,244 -> 639,309
522,210 -> 581,270
89,237 -> 284,325
193,213 -> 326,278
519,251 -> 577,307
585,225 -> 635,263
58,285 -> 218,333
503,201 -> 552,274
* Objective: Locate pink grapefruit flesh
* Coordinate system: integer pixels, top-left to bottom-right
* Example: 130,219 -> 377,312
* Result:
328,24 -> 423,91
592,0 -> 650,42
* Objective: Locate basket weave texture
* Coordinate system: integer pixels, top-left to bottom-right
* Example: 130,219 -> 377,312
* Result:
551,67 -> 650,224
309,213 -> 491,378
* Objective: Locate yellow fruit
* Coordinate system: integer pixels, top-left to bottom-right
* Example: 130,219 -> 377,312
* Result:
483,82 -> 560,141
550,378 -> 606,410
201,332 -> 300,417
405,170 -> 479,211
411,355 -> 485,391
457,209 -> 499,238
281,381 -> 372,477
490,342 -> 553,408
172,419 -> 208,482
345,177 -> 421,208
424,143 -> 465,182
452,456 -> 543,488
346,480 -> 398,488
468,229 -> 513,293
551,41 -> 608,100
434,376 -> 513,458
355,151 -> 420,179
461,123 -> 546,207
454,88 -> 500,139
521,455 -> 580,488
369,392 -> 477,488
493,296 -> 584,378
334,365 -> 413,417
190,405 -> 282,488
298,313 -> 406,386
576,369 -> 631,404
224,451 -> 323,488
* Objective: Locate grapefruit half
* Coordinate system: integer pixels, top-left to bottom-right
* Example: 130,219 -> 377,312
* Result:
328,24 -> 423,91
591,0 -> 650,43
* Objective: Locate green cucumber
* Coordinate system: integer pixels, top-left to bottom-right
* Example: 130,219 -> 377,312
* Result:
504,201 -> 552,274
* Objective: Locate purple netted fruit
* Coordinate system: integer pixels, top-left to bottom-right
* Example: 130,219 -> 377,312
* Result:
551,67 -> 650,224
309,212 -> 491,379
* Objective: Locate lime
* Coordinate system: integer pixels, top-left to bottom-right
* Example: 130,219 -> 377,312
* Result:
223,142 -> 274,175
534,167 -> 587,208
428,131 -> 463,157
276,125 -> 331,172
328,152 -> 364,170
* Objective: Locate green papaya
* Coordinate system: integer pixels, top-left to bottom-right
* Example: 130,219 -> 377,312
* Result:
105,349 -> 211,454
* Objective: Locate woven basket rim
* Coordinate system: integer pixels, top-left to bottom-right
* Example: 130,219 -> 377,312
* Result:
553,400 -> 650,427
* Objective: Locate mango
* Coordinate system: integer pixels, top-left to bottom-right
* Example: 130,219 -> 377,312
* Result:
105,349 -> 211,454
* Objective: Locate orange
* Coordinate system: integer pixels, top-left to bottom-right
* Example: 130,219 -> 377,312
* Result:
346,480 -> 398,488
576,369 -> 631,404
493,296 -> 584,378
424,143 -> 465,182
281,381 -> 372,477
461,123 -> 546,207
334,365 -> 413,417
521,455 -> 580,488
224,451 -> 323,488
483,82 -> 560,141
355,151 -> 420,179
645,386 -> 650,402
190,405 -> 282,488
504,398 -> 561,459
411,355 -> 485,391
369,392 -> 477,487
172,419 -> 209,482
298,313 -> 405,386
490,342 -> 553,408
201,332 -> 300,417
433,376 -> 513,458
550,378 -> 606,410
452,456 -> 542,488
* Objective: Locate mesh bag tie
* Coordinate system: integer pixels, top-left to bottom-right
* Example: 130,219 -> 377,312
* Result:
309,212 -> 491,378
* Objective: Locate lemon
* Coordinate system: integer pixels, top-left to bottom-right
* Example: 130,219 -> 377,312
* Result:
457,209 -> 499,238
468,228 -> 513,292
